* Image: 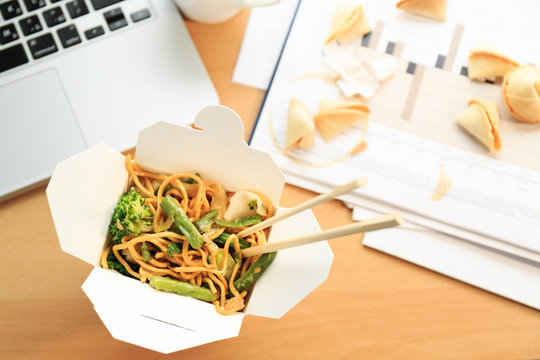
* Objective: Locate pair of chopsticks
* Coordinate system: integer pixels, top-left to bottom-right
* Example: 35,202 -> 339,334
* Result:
240,179 -> 404,257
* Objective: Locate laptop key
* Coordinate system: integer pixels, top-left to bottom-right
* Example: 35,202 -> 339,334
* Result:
57,24 -> 81,48
19,15 -> 43,36
23,0 -> 46,12
66,0 -> 89,19
131,8 -> 150,23
84,25 -> 104,40
0,43 -> 29,73
28,32 -> 58,59
0,0 -> 23,21
0,23 -> 20,45
91,0 -> 123,11
104,8 -> 127,31
43,7 -> 66,27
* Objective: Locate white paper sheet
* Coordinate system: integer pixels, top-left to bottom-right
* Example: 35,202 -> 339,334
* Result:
352,206 -> 540,310
232,0 -> 300,90
248,0 -> 540,306
363,227 -> 540,310
249,0 -> 540,255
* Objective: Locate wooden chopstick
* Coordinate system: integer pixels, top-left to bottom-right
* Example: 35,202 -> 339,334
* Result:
241,213 -> 404,257
237,178 -> 368,239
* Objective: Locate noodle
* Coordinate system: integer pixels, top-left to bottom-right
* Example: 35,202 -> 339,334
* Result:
101,156 -> 275,315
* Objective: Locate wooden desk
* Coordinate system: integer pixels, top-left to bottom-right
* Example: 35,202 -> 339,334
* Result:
1,10 -> 539,360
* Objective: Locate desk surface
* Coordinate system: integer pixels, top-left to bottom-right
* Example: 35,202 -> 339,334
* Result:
1,10 -> 539,360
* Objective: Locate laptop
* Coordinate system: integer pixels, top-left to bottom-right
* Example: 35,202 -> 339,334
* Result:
0,0 -> 218,202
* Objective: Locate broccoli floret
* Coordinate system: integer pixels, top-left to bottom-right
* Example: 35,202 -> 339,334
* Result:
109,188 -> 153,245
107,251 -> 140,278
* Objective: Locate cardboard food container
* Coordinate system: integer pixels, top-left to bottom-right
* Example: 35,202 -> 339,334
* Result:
46,106 -> 334,353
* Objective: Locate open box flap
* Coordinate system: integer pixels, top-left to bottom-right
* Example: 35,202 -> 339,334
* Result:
92,304 -> 238,354
46,144 -> 128,265
82,267 -> 244,339
244,209 -> 334,318
134,105 -> 285,206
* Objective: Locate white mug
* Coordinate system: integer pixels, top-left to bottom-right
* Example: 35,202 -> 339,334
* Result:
175,0 -> 281,24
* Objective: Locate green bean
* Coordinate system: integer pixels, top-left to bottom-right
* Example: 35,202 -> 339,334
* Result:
166,242 -> 181,255
215,232 -> 251,249
233,252 -> 277,293
149,276 -> 217,302
215,214 -> 262,228
194,209 -> 218,233
160,195 -> 203,249
141,242 -> 152,262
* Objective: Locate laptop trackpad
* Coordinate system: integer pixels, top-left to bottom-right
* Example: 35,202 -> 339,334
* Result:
0,68 -> 87,197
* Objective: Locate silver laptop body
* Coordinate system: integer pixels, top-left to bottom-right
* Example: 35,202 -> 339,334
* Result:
0,0 -> 218,201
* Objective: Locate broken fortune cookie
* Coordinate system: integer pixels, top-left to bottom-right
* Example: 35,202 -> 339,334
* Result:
325,3 -> 371,44
314,98 -> 370,141
285,98 -> 315,150
502,65 -> 540,124
468,40 -> 520,80
396,0 -> 447,21
456,99 -> 501,152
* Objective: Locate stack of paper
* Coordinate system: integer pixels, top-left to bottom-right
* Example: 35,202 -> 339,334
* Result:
248,0 -> 540,309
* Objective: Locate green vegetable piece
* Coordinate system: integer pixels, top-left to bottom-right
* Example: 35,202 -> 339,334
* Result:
215,232 -> 251,249
152,181 -> 171,195
106,251 -> 140,278
216,250 -> 236,281
149,276 -> 217,302
141,242 -> 152,262
167,242 -> 181,256
160,196 -> 204,250
158,184 -> 172,195
194,209 -> 218,233
248,200 -> 257,210
233,252 -> 277,293
183,173 -> 202,184
215,214 -> 262,228
109,188 -> 153,245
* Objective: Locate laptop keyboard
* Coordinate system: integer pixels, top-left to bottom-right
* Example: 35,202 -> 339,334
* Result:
0,0 -> 152,74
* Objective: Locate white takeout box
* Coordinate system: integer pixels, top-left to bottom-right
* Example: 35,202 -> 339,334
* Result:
46,106 -> 334,353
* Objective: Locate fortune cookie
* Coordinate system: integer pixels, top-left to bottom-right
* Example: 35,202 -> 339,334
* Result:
325,3 -> 371,44
285,99 -> 315,150
456,99 -> 501,152
468,40 -> 519,80
396,0 -> 447,21
502,65 -> 540,124
314,98 -> 370,141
